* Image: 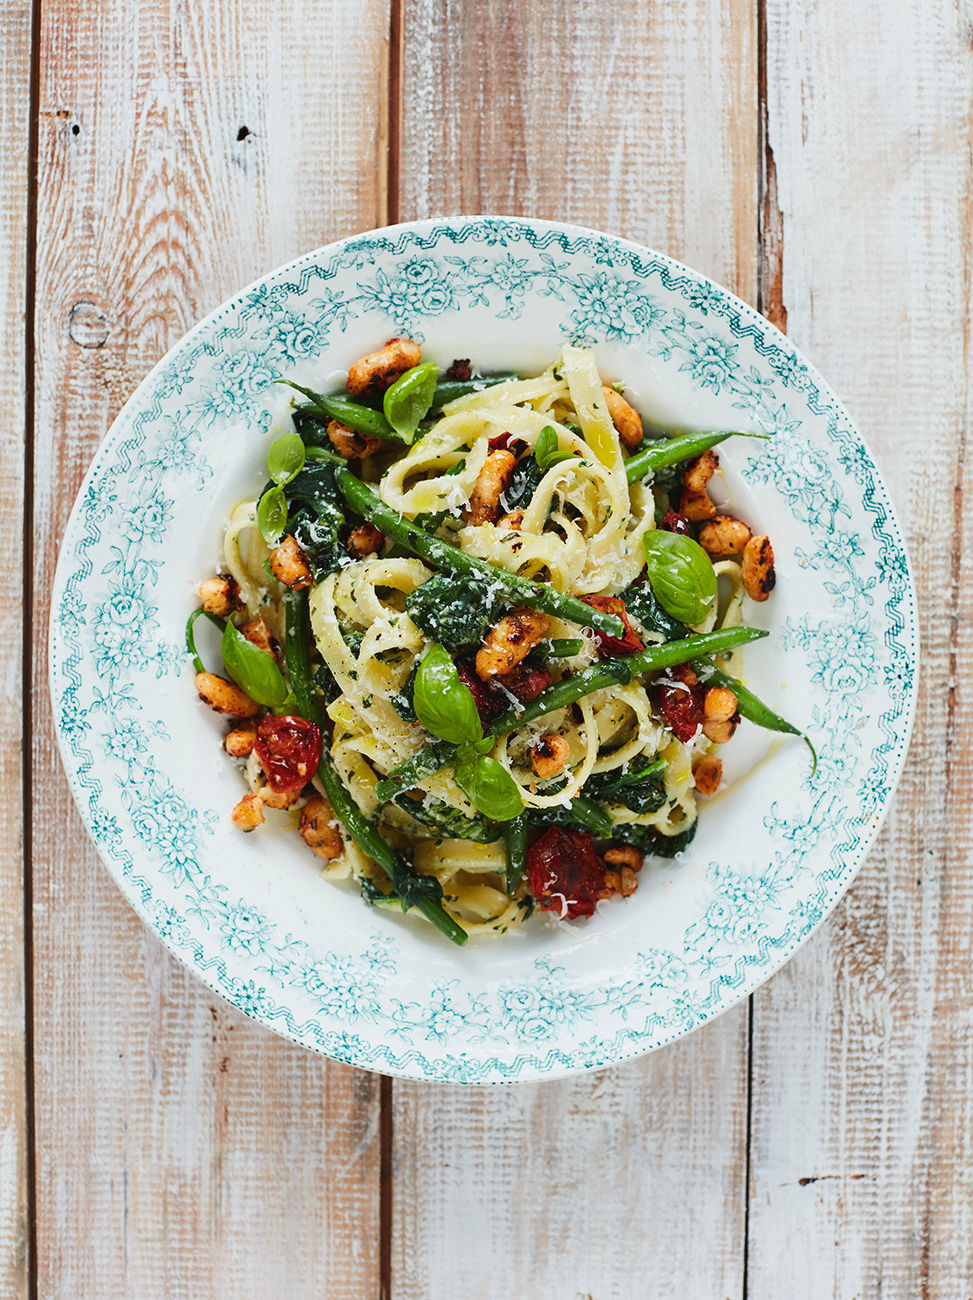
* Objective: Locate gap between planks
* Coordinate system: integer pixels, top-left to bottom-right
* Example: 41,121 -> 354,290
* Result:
20,0 -> 42,1294
379,3 -> 403,1296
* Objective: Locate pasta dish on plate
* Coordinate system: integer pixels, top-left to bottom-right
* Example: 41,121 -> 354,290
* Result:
186,338 -> 809,944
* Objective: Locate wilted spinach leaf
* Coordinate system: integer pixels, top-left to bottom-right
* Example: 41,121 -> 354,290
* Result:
585,758 -> 667,815
405,573 -> 506,651
620,580 -> 689,642
285,461 -> 345,579
610,820 -> 698,857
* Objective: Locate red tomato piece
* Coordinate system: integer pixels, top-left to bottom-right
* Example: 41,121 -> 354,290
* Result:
660,509 -> 691,536
580,594 -> 645,657
488,432 -> 512,451
457,661 -> 504,724
254,715 -> 323,794
495,660 -> 552,702
654,663 -> 704,742
527,827 -> 608,920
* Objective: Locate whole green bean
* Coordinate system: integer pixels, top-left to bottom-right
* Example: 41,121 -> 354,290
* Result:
378,626 -> 767,792
487,626 -> 767,738
432,374 -> 519,407
696,658 -> 817,770
280,381 -> 401,443
504,812 -> 527,892
624,430 -> 768,484
282,589 -> 467,945
336,469 -> 626,639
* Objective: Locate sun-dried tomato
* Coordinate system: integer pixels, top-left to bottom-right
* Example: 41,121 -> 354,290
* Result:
254,715 -> 323,794
527,827 -> 608,920
660,509 -> 691,536
580,594 -> 644,657
457,660 -> 504,724
495,659 -> 552,702
488,431 -> 527,459
445,358 -> 472,381
654,663 -> 704,742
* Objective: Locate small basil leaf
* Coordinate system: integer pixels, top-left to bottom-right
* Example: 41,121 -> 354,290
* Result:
642,529 -> 718,625
267,432 -> 306,486
534,424 -> 577,473
454,751 -> 524,822
413,644 -> 484,745
220,621 -> 288,706
256,484 -> 288,545
383,362 -> 439,444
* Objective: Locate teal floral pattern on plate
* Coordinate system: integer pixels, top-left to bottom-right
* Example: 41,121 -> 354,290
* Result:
49,217 -> 917,1084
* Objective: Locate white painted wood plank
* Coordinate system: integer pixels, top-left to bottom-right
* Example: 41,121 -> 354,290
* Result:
32,1 -> 389,1294
0,5 -> 31,1297
394,3 -> 758,1295
747,2 -> 973,1295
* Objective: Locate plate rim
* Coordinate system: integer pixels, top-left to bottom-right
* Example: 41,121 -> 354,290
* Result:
48,213 -> 920,1083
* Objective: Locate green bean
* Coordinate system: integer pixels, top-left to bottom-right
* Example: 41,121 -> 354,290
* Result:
624,430 -> 769,484
541,638 -> 584,659
185,607 -> 226,674
504,812 -> 527,892
378,626 -> 767,793
280,381 -> 401,443
283,589 -> 467,945
486,626 -> 767,738
696,658 -> 817,770
374,740 -> 456,802
336,469 -> 626,639
431,374 -> 519,407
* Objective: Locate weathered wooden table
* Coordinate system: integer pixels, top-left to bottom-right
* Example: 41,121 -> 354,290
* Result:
3,2 -> 968,1296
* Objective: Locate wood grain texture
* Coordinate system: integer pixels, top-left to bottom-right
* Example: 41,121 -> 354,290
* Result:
394,3 -> 757,1296
747,2 -> 973,1296
31,1 -> 389,1295
0,6 -> 32,1297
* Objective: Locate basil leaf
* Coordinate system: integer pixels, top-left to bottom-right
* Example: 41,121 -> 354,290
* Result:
267,432 -> 306,486
642,529 -> 718,625
220,621 -> 288,706
383,362 -> 439,444
534,424 -> 576,472
256,484 -> 288,544
454,750 -> 524,822
413,643 -> 483,745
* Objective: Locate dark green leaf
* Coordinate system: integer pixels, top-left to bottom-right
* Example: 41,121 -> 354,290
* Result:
620,581 -> 689,642
405,572 -> 506,651
392,793 -> 499,843
503,454 -> 544,511
586,758 -> 667,814
610,819 -> 698,857
390,661 -> 419,722
286,461 -> 346,579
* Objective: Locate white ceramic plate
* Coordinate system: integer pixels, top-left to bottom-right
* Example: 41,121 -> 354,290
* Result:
50,217 -> 917,1083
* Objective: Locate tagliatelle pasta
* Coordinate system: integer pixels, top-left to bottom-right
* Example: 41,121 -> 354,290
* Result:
188,340 -> 797,944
